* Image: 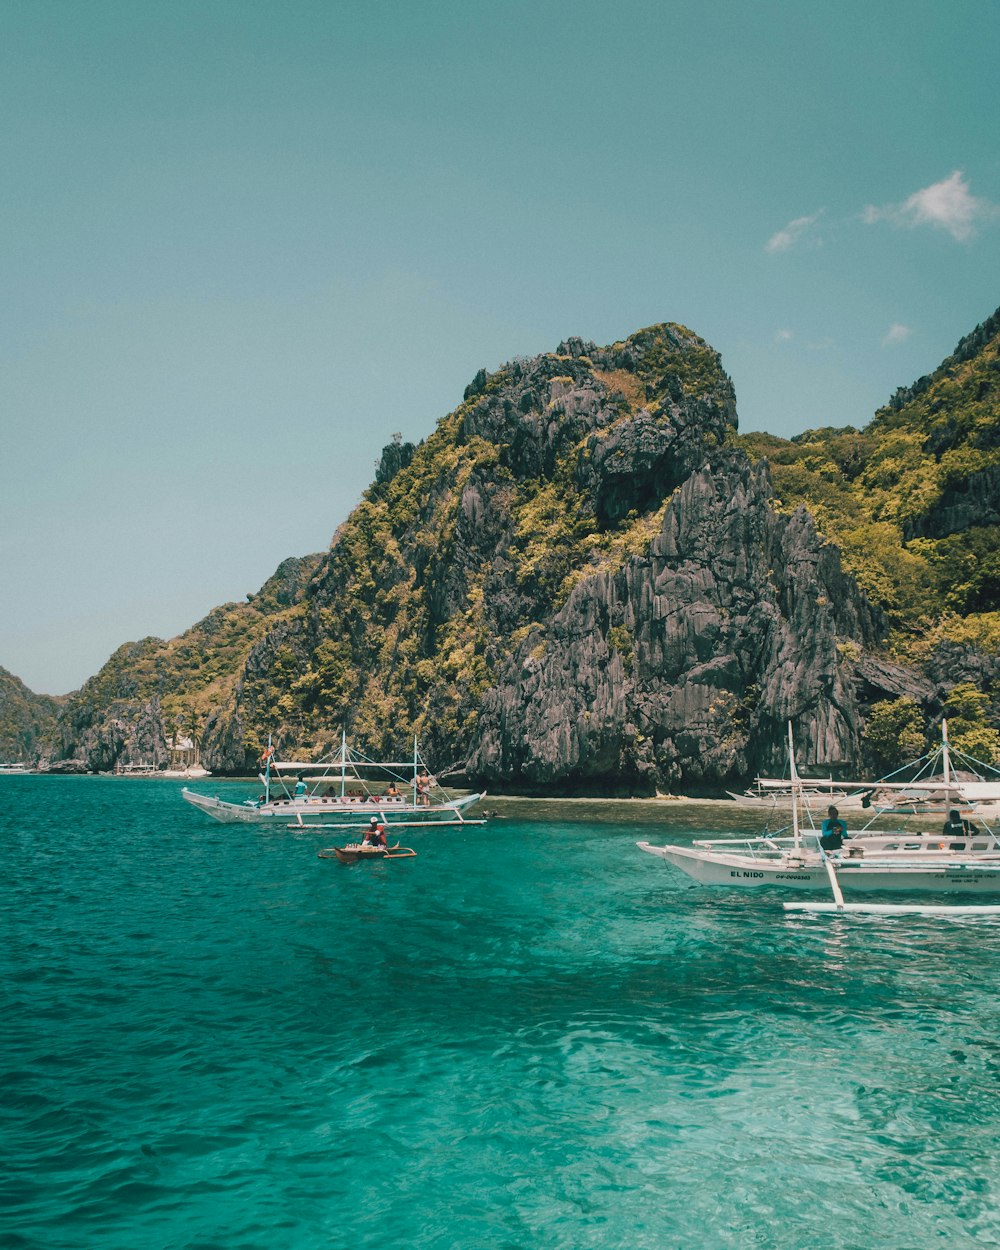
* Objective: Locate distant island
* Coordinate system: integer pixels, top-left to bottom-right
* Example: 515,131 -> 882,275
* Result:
3,308 -> 998,793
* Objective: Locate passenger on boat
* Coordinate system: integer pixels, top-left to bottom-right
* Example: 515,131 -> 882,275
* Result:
362,816 -> 388,849
819,805 -> 847,851
385,781 -> 400,798
943,809 -> 973,838
416,769 -> 431,806
294,775 -> 308,798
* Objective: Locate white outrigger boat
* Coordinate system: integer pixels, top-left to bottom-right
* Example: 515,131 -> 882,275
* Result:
725,782 -> 866,810
726,720 -> 1000,816
639,725 -> 1000,916
182,734 -> 485,829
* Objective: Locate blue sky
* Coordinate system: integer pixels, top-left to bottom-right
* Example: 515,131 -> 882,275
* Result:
2,1 -> 998,694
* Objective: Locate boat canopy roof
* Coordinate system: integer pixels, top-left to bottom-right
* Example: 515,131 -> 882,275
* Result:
270,760 -> 422,771
756,776 -> 986,794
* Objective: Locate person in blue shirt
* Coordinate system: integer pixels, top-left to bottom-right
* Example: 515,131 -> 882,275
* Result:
819,805 -> 847,851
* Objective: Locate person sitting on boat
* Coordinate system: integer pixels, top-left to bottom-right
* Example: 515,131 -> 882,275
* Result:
362,816 -> 388,849
385,781 -> 400,799
819,805 -> 847,851
943,809 -> 973,839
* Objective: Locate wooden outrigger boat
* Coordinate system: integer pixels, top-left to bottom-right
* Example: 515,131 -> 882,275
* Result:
726,721 -> 1000,816
639,724 -> 1000,917
182,732 -> 484,829
318,842 -> 417,863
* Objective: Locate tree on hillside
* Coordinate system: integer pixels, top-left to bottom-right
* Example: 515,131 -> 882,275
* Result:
943,682 -> 1000,765
862,698 -> 926,772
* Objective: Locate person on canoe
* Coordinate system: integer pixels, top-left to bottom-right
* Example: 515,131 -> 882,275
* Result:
362,816 -> 388,850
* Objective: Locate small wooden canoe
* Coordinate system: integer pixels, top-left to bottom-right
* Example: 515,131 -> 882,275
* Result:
318,842 -> 417,863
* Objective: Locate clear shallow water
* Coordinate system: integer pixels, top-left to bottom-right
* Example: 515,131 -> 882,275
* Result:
4,777 -> 1000,1249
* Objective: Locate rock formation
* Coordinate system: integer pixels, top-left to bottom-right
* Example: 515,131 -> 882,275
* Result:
0,667 -> 61,764
199,324 -> 900,788
16,308 -> 999,790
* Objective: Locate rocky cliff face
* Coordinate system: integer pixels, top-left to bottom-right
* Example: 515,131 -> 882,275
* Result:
36,312 -> 1000,789
56,554 -> 322,773
198,323 -> 895,789
468,453 -> 885,791
0,667 -> 62,763
57,640 -> 169,771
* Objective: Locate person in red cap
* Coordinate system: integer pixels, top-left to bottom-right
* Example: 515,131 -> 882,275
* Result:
362,816 -> 388,849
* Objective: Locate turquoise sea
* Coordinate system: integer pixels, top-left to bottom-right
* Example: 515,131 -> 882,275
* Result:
4,776 -> 1000,1249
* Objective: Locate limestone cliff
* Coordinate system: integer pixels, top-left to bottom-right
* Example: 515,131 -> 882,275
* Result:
0,667 -> 62,763
468,455 -> 885,791
36,310 -> 1000,789
201,323 -> 897,788
56,554 -> 322,773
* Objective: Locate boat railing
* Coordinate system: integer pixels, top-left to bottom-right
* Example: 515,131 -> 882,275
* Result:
691,830 -> 1000,865
692,835 -> 806,860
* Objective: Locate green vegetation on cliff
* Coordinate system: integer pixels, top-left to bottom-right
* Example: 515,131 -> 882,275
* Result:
0,668 -> 62,762
733,305 -> 1000,658
228,323 -> 738,767
29,309 -> 999,782
59,554 -> 323,764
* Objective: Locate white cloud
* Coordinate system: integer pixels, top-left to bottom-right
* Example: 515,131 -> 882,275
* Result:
765,211 -> 823,254
882,323 -> 912,347
774,329 -> 794,343
863,171 -> 996,242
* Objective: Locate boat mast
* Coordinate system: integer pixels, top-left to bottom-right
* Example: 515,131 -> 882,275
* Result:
340,730 -> 347,801
942,718 -> 951,789
788,722 -> 801,851
263,734 -> 272,804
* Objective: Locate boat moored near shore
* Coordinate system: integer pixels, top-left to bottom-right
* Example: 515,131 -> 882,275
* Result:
639,723 -> 1000,904
182,733 -> 484,829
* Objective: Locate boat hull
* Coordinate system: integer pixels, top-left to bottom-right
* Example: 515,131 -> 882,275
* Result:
320,843 -> 417,863
726,789 -> 865,810
637,842 -> 1000,895
181,787 -> 483,825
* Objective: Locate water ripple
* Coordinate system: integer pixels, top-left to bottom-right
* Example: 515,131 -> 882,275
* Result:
4,780 -> 1000,1247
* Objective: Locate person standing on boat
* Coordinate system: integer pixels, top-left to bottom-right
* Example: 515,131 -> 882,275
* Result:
819,805 -> 847,851
943,809 -> 973,838
294,774 -> 308,798
416,768 -> 432,807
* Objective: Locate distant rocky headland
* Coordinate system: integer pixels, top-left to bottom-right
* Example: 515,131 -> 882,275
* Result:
4,308 -> 999,792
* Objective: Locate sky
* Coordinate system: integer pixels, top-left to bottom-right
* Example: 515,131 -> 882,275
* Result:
2,0 -> 998,695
